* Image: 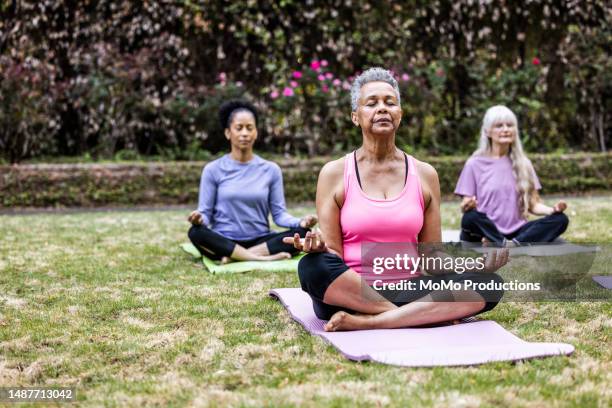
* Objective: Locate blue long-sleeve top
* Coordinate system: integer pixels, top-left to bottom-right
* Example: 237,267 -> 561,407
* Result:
197,154 -> 301,240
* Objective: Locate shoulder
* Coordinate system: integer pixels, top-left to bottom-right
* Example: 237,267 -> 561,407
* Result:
258,156 -> 282,172
463,155 -> 482,168
319,156 -> 345,182
204,155 -> 225,170
413,158 -> 439,184
202,156 -> 225,177
411,157 -> 439,207
318,156 -> 346,207
526,157 -> 537,169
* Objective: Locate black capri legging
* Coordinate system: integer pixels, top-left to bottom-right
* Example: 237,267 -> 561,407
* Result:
298,252 -> 505,320
188,225 -> 310,260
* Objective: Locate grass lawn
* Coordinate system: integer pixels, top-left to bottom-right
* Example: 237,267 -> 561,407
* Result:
1,196 -> 611,407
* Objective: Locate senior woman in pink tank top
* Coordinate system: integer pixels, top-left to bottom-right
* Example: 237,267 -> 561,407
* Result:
284,67 -> 509,331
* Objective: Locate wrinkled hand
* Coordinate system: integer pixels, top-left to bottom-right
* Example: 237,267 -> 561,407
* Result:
479,248 -> 510,273
282,230 -> 327,253
299,214 -> 318,229
188,210 -> 203,225
461,196 -> 478,213
553,200 -> 567,213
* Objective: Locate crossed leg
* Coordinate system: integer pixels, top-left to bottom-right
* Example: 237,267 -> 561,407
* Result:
321,270 -> 486,331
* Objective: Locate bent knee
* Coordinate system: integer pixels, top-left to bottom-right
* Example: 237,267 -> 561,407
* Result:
298,252 -> 348,300
188,224 -> 204,240
298,253 -> 330,291
555,212 -> 569,229
461,210 -> 480,228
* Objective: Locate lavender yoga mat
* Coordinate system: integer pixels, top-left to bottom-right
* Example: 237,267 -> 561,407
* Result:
270,288 -> 574,367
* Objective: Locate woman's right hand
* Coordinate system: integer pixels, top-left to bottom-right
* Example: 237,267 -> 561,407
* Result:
479,247 -> 510,273
283,230 -> 328,253
460,196 -> 478,213
188,210 -> 203,225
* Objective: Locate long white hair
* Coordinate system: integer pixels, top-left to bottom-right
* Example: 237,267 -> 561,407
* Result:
472,105 -> 535,218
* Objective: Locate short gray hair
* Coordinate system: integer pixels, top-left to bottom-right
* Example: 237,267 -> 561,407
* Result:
350,67 -> 400,111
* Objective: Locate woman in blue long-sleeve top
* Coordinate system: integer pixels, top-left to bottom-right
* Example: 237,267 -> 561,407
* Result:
187,100 -> 317,263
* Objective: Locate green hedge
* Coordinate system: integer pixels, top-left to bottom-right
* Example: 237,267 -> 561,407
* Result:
1,153 -> 610,208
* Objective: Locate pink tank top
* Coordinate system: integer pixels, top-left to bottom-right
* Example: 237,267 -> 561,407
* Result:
340,151 -> 424,275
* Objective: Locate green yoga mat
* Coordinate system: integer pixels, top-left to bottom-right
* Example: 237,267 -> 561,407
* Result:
180,243 -> 304,274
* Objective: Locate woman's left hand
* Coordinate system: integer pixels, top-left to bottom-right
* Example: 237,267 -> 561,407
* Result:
553,200 -> 567,213
300,214 -> 318,229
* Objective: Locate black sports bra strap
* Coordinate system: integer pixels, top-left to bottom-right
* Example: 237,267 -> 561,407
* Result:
353,150 -> 409,189
354,150 -> 362,188
403,152 -> 409,187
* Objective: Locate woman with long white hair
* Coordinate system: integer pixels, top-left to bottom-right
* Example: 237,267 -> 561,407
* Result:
455,105 -> 569,245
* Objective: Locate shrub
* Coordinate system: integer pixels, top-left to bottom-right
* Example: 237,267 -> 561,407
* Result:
1,153 -> 609,208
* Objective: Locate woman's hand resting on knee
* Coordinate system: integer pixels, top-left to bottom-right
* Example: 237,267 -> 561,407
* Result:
460,196 -> 478,213
299,214 -> 318,229
188,210 -> 203,225
480,247 -> 510,273
283,230 -> 328,253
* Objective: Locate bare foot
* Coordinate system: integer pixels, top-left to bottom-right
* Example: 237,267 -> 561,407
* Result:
220,256 -> 233,264
324,311 -> 373,332
261,252 -> 292,261
503,239 -> 517,248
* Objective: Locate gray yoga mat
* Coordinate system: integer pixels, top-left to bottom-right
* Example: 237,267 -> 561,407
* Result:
592,276 -> 612,289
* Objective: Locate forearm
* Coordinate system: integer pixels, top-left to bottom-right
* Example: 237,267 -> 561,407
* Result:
196,196 -> 213,226
272,212 -> 301,228
198,166 -> 216,226
269,164 -> 300,228
530,202 -> 554,216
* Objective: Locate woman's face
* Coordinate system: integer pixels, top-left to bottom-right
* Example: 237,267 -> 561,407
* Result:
487,120 -> 516,147
225,110 -> 257,152
351,81 -> 402,135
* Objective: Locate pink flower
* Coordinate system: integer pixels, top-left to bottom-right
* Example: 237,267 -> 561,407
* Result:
401,73 -> 410,82
332,78 -> 341,86
342,81 -> 351,90
270,90 -> 279,99
325,72 -> 333,79
236,81 -> 243,87
218,72 -> 226,82
292,71 -> 303,79
322,85 -> 329,93
290,80 -> 299,88
532,57 -> 541,66
317,74 -> 325,81
321,60 -> 328,67
310,60 -> 321,71
282,87 -> 294,97
435,68 -> 445,77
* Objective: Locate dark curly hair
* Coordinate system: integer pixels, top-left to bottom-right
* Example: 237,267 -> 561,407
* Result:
218,100 -> 258,129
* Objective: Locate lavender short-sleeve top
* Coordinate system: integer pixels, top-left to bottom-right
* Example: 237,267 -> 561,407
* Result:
454,155 -> 541,234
